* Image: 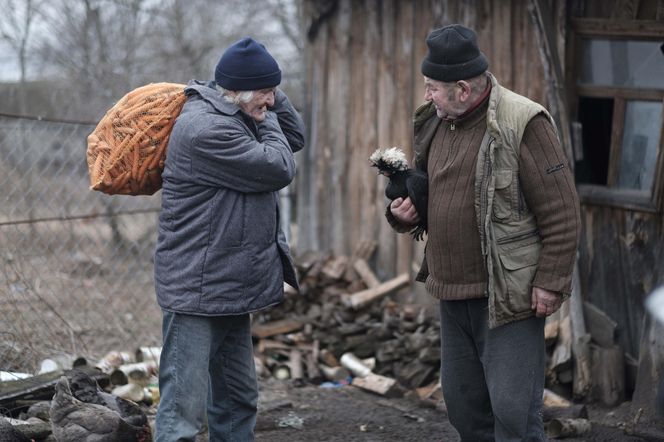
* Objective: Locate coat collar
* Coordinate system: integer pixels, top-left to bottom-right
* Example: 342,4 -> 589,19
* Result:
184,80 -> 242,116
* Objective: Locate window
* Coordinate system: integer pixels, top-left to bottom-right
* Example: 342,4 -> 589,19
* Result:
572,28 -> 664,211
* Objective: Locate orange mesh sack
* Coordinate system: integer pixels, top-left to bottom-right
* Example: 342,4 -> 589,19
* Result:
87,82 -> 187,195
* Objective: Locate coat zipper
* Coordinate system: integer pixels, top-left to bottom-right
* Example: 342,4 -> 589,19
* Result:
479,138 -> 493,254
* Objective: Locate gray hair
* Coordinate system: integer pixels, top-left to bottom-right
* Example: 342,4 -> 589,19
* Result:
216,85 -> 255,105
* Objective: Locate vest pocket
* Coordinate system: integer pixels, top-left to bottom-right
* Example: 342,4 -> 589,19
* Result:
497,242 -> 540,313
492,169 -> 513,220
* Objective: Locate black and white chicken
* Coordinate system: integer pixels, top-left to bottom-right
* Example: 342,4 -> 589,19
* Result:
50,374 -> 151,442
370,147 -> 428,240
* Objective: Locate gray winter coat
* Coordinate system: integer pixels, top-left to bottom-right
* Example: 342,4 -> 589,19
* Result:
154,80 -> 305,315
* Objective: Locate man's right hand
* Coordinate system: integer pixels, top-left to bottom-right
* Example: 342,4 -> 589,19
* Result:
390,197 -> 420,226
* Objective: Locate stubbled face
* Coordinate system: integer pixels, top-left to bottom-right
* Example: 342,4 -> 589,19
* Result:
424,77 -> 464,119
239,87 -> 277,122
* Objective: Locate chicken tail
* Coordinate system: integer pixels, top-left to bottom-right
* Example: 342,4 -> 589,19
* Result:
410,226 -> 427,241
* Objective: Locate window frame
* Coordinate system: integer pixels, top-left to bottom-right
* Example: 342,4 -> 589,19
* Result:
570,18 -> 664,212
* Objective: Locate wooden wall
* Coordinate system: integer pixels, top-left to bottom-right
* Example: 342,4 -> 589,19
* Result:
297,0 -> 551,281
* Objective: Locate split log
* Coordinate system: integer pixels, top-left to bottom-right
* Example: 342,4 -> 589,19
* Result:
415,382 -> 442,401
376,340 -> 403,363
551,312 -> 572,373
396,360 -> 435,389
252,319 -> 303,339
305,340 -> 322,379
546,418 -> 591,439
570,264 -> 591,398
320,255 -> 348,282
319,349 -> 340,367
353,259 -> 380,288
543,388 -> 574,408
284,282 -> 298,296
257,339 -> 291,353
134,346 -> 161,364
350,239 -> 377,262
542,389 -> 588,422
289,349 -> 304,380
342,273 -> 409,309
352,259 -> 380,288
109,362 -> 156,386
417,347 -> 441,364
544,308 -> 561,346
542,404 -> 588,422
352,373 -> 402,397
590,343 -> 624,407
583,301 -> 618,348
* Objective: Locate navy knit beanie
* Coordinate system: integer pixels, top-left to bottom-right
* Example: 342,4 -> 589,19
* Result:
215,37 -> 281,91
421,24 -> 488,82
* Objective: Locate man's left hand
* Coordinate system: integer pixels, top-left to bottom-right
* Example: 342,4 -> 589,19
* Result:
531,287 -> 562,317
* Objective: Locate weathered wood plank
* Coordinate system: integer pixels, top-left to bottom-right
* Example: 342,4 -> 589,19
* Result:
353,258 -> 380,288
375,0 -> 398,278
252,319 -> 303,339
530,0 -> 575,166
342,273 -> 410,309
584,301 -> 618,347
327,0 -> 351,255
494,0 -> 513,89
572,17 -> 664,37
297,0 -> 330,252
632,304 -> 664,424
393,0 -> 415,277
590,343 -> 625,406
352,372 -> 402,397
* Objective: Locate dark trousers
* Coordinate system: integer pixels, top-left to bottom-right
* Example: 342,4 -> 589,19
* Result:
439,298 -> 546,442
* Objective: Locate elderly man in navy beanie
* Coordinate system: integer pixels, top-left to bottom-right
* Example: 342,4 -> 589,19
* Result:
387,24 -> 580,441
154,37 -> 305,442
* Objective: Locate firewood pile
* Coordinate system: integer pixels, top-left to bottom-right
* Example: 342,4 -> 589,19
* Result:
251,245 -> 441,399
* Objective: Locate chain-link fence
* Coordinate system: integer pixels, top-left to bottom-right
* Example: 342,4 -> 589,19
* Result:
0,113 -> 163,374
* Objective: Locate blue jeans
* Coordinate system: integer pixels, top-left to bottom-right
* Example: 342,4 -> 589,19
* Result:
155,311 -> 257,442
439,298 -> 546,442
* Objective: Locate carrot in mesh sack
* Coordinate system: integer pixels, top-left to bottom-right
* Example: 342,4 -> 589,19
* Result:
86,82 -> 187,195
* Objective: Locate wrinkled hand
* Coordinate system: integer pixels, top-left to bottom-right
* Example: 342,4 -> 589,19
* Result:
531,286 -> 563,317
390,197 -> 420,226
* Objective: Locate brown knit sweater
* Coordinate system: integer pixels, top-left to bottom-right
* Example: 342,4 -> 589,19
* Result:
420,98 -> 579,300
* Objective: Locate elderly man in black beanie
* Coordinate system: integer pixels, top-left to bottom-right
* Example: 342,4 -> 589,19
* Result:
153,37 -> 304,442
387,24 -> 580,441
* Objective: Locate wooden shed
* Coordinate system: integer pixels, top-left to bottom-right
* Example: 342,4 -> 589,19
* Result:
296,0 -> 664,421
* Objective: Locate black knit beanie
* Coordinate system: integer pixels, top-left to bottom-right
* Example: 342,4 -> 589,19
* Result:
421,24 -> 488,82
215,37 -> 281,91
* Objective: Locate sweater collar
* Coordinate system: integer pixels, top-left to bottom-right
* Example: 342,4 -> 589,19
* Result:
443,78 -> 491,129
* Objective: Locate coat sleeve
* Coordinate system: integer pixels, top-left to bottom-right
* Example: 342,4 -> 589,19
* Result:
519,114 -> 581,296
189,111 -> 296,193
272,89 -> 306,153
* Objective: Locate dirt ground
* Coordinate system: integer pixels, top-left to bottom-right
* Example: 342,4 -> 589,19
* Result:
254,379 -> 451,442
172,379 -> 657,442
